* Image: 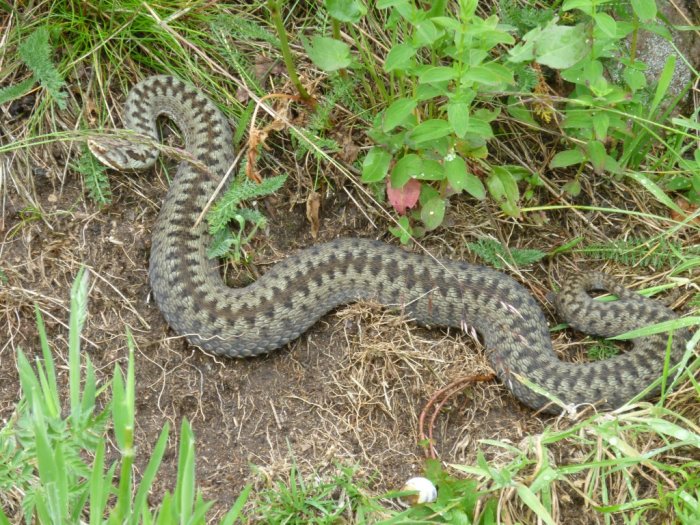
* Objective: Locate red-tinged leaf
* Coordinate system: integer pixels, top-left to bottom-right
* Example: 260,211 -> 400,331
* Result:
387,178 -> 421,215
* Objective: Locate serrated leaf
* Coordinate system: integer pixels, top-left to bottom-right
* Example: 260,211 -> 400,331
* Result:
420,197 -> 446,230
408,119 -> 452,144
383,98 -> 417,132
304,36 -> 352,72
361,148 -> 392,183
385,43 -> 416,72
550,149 -> 584,168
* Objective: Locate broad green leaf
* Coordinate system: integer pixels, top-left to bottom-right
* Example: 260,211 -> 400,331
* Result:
415,159 -> 444,180
623,67 -> 647,91
421,197 -> 446,230
304,36 -> 352,72
447,101 -> 470,138
384,43 -> 417,72
408,119 -> 452,144
325,0 -> 367,22
562,0 -> 595,15
463,117 -> 493,139
461,64 -> 514,86
631,0 -> 657,21
418,66 -> 456,83
414,19 -> 441,46
594,12 -> 617,37
516,22 -> 589,69
383,98 -> 417,132
391,153 -> 422,188
445,155 -> 485,199
487,166 -> 520,217
586,140 -> 607,173
361,148 -> 392,183
550,149 -> 584,168
592,112 -> 610,141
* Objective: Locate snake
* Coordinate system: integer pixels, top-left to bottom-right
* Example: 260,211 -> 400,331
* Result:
88,75 -> 690,413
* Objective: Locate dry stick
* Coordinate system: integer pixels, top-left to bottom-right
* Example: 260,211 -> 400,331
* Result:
418,373 -> 496,459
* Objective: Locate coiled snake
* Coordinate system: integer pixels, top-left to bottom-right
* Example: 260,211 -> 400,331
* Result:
88,75 -> 690,413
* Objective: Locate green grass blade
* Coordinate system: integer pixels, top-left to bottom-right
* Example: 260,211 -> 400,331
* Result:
175,419 -> 196,522
68,267 -> 89,431
89,441 -> 107,525
649,54 -> 675,116
130,423 -> 171,525
34,304 -> 61,417
219,484 -> 252,525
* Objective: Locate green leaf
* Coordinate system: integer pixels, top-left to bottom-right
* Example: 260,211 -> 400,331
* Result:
627,172 -> 686,216
385,43 -> 416,72
415,159 -> 444,180
361,148 -> 392,183
515,22 -> 589,69
383,98 -> 417,132
447,101 -> 470,138
550,149 -> 584,168
460,64 -> 514,86
631,0 -> 657,21
304,36 -> 352,72
18,27 -> 68,109
650,54 -> 675,116
516,484 -> 557,525
445,155 -> 485,199
487,166 -> 520,217
325,0 -> 367,23
586,140 -> 607,173
420,197 -> 446,230
418,66 -> 456,84
594,12 -> 617,37
562,0 -> 595,15
408,119 -> 452,145
592,113 -> 610,141
391,153 -> 422,188
623,67 -> 647,91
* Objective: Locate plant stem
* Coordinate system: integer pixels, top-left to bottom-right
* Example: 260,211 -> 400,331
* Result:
267,0 -> 311,103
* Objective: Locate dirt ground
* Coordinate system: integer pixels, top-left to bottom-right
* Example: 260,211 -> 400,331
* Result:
1,97 -> 696,521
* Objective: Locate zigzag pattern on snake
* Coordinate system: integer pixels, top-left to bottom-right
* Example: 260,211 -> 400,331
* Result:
88,75 -> 690,413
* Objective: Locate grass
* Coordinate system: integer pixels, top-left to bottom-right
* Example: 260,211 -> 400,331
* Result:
1,0 -> 699,523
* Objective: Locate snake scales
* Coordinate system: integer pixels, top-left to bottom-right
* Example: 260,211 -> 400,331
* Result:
88,75 -> 690,412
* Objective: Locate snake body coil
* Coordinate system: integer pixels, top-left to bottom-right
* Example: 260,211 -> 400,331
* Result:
89,76 -> 690,412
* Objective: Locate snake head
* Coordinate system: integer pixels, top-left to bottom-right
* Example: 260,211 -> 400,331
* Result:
87,135 -> 159,171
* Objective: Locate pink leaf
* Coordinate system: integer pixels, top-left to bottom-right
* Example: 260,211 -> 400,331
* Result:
387,178 -> 421,215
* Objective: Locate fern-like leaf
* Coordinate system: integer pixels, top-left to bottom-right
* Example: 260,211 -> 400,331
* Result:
18,27 -> 67,109
75,148 -> 112,206
467,238 -> 546,269
0,77 -> 36,106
